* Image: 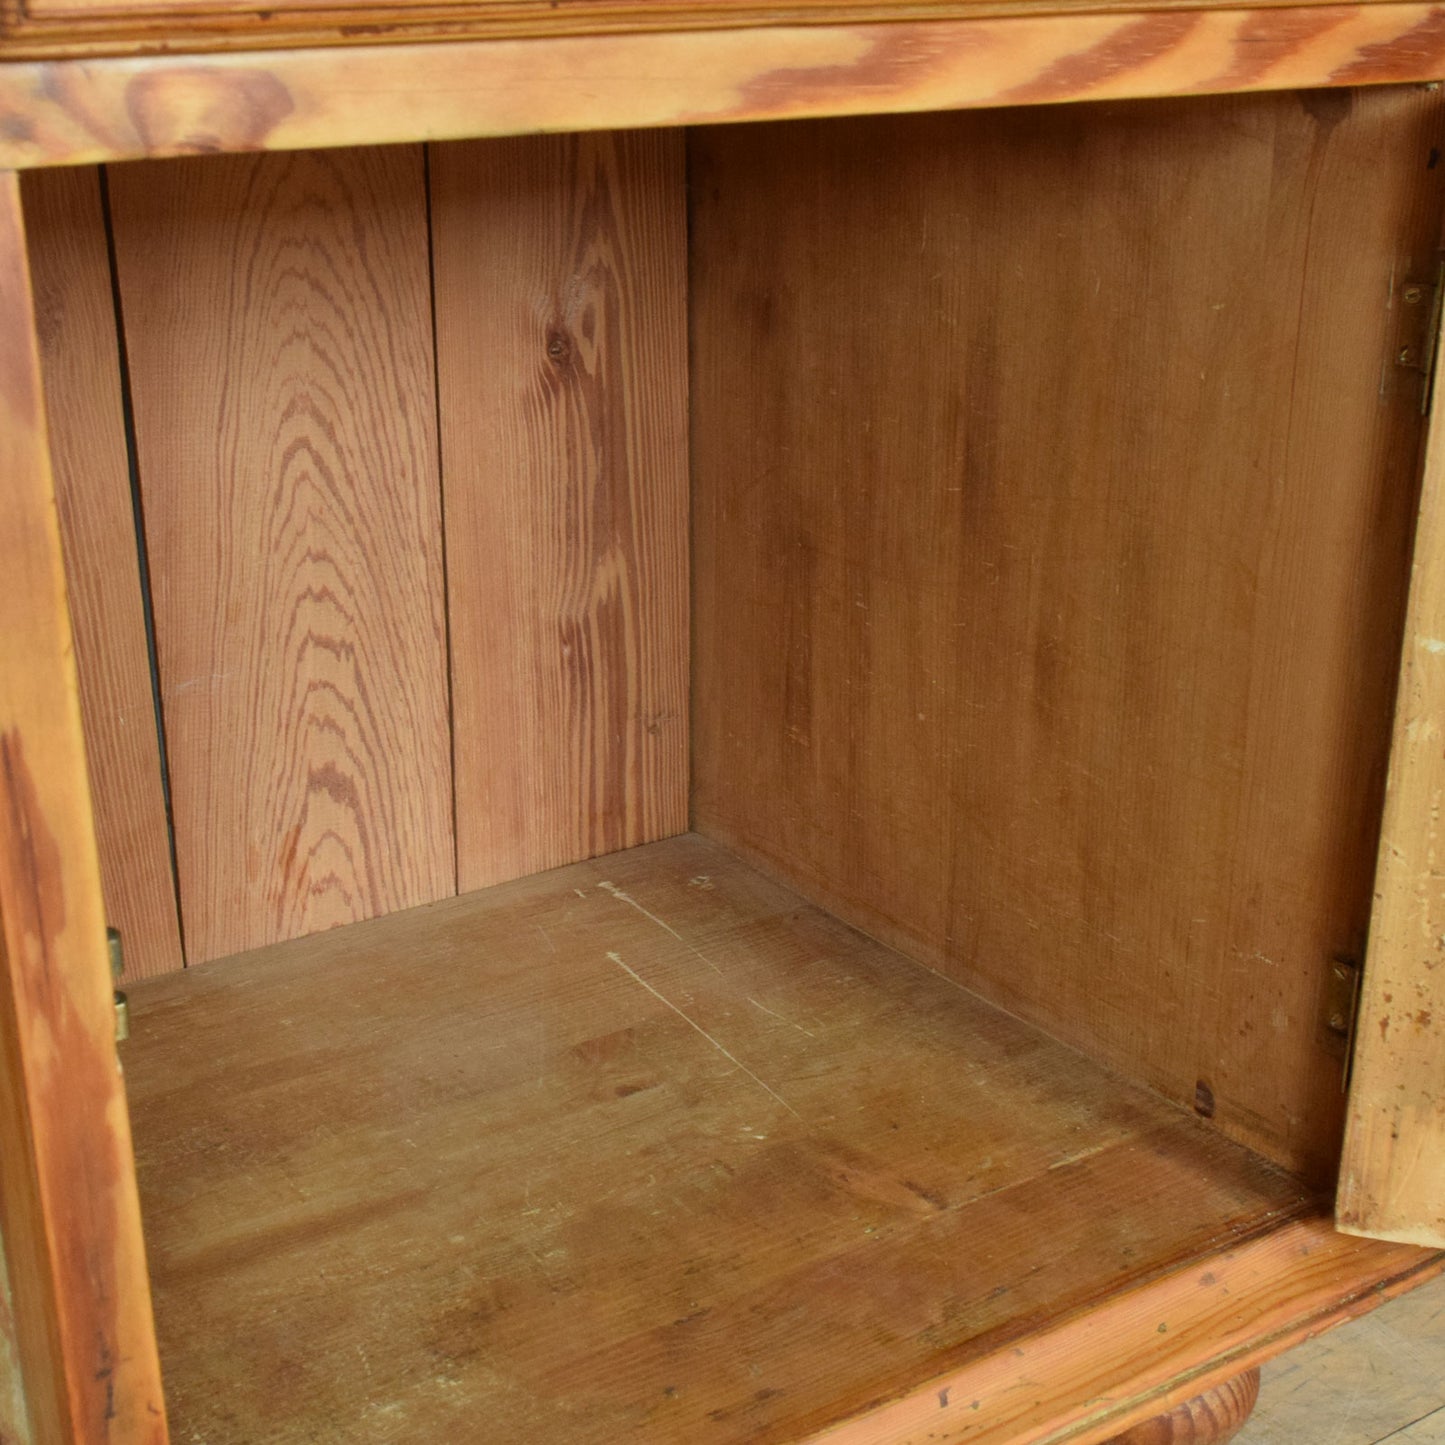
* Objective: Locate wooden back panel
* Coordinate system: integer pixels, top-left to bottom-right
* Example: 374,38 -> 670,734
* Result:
108,146 -> 455,965
431,132 -> 689,892
22,165 -> 183,980
690,87 -> 1445,1182
28,138 -> 690,968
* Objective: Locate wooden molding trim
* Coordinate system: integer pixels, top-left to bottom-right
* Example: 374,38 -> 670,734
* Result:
800,1215 -> 1439,1445
3,2 -> 1445,168
0,0 -> 1403,63
1098,1368 -> 1260,1445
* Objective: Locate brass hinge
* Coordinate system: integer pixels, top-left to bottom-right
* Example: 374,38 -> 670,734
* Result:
1322,953 -> 1362,1091
107,926 -> 129,1045
1394,262 -> 1445,416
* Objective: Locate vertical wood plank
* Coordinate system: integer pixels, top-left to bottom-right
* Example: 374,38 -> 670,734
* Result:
1338,310 -> 1445,1249
690,88 -> 1444,1183
430,133 -> 688,892
21,165 -> 183,979
108,147 -> 454,964
0,169 -> 167,1444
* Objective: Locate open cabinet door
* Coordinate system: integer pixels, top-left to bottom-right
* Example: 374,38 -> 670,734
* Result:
1339,297 -> 1445,1249
0,172 -> 168,1443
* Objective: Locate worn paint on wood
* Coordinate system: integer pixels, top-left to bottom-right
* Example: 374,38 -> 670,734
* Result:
21,164 -> 184,980
0,169 -> 168,1445
431,132 -> 689,892
1339,266 -> 1445,1250
108,146 -> 455,965
4,5 -> 1445,169
690,88 -> 1445,1183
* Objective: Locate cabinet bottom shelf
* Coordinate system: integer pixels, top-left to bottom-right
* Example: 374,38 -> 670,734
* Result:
121,834 -> 1431,1444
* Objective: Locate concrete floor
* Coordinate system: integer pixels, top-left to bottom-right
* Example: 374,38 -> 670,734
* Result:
1235,1271 -> 1445,1444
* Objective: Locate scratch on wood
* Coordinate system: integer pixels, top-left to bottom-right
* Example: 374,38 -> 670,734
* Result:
597,880 -> 724,975
746,995 -> 816,1038
597,879 -> 686,941
605,950 -> 798,1116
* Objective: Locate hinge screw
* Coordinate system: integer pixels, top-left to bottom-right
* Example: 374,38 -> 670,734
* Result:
1400,346 -> 1420,366
1405,285 -> 1426,305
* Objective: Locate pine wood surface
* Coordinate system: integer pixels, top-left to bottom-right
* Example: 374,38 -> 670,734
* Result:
690,88 -> 1444,1185
106,145 -> 454,966
5,5 -> 1445,168
431,132 -> 689,893
116,832 -> 1393,1445
1101,1371 -> 1259,1445
0,0 -> 1416,60
809,1221 -> 1437,1445
20,164 -> 183,980
0,170 -> 167,1444
1338,235 -> 1445,1248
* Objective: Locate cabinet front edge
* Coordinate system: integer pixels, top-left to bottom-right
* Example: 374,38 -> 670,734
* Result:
2,2 -> 1445,167
798,1215 -> 1441,1445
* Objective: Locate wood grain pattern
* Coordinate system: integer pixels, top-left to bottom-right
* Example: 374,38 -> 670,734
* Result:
1338,257 -> 1445,1249
0,0 -> 1413,63
431,133 -> 688,892
0,1220 -> 35,1445
120,830 -> 1365,1445
5,5 -> 1445,169
821,1220 -> 1438,1445
108,146 -> 454,965
690,88 -> 1445,1183
20,165 -> 182,980
0,169 -> 167,1444
1101,1371 -> 1260,1445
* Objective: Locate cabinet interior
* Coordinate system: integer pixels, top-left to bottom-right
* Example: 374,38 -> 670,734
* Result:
22,82 -> 1445,1442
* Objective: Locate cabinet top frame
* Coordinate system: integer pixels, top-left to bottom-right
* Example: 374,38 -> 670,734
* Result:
1,0 -> 1444,167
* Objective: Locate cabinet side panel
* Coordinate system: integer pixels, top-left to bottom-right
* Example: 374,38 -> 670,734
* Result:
0,171 -> 167,1444
1338,318 -> 1445,1248
21,165 -> 183,979
431,133 -> 689,891
690,89 -> 1445,1182
108,146 -> 455,965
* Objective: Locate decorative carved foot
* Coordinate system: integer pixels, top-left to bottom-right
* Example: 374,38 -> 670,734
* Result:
1101,1368 -> 1261,1445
